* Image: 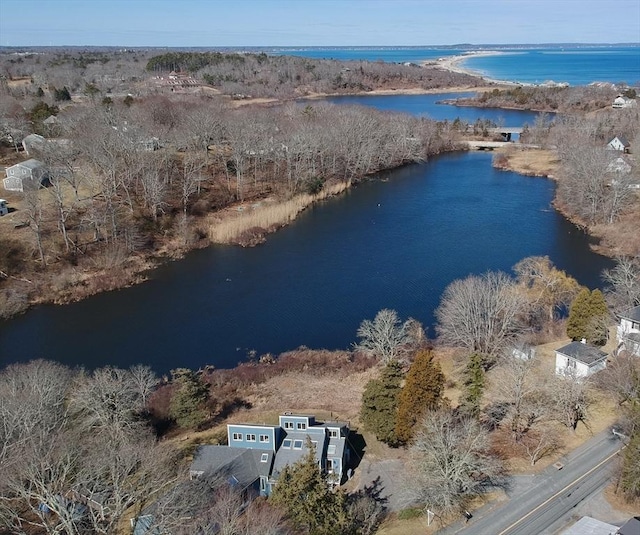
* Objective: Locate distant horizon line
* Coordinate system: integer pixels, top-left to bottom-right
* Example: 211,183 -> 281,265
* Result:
1,42 -> 639,51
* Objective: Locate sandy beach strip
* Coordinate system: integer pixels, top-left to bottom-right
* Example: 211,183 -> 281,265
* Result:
428,50 -> 529,86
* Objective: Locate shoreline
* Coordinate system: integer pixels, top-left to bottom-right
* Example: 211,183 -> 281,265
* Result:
429,50 -> 533,87
230,83 -> 505,108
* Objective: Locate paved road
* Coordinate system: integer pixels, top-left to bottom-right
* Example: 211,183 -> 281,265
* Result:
440,429 -> 624,535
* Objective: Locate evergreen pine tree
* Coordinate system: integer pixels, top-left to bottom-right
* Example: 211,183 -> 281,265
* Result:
360,361 -> 403,446
586,289 -> 609,346
395,350 -> 444,445
460,352 -> 485,418
168,368 -> 210,428
567,288 -> 610,345
270,442 -> 351,535
566,287 -> 592,341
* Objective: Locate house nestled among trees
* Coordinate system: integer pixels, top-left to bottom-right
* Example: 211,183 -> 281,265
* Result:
3,159 -> 49,192
617,305 -> 640,357
612,95 -> 637,109
555,340 -> 608,379
607,136 -> 631,153
190,413 -> 351,496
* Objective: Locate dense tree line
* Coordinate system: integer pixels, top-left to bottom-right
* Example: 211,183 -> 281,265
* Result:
145,51 -> 482,98
1,48 -> 482,103
0,93 -> 460,315
0,360 -> 183,535
456,84 -> 622,113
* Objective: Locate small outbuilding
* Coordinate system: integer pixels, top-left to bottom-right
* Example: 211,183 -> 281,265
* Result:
21,133 -> 46,155
555,340 -> 607,379
3,159 -> 49,192
0,199 -> 8,216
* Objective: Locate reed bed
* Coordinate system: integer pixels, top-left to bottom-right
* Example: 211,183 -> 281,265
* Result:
206,181 -> 350,244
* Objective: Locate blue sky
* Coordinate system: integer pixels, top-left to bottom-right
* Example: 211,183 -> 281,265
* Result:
0,0 -> 639,47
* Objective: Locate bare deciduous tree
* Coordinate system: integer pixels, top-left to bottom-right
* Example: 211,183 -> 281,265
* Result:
521,426 -> 561,466
595,354 -> 640,406
436,272 -> 528,363
129,364 -> 159,407
551,374 -> 592,431
0,360 -> 73,463
403,410 -> 505,518
355,308 -> 416,364
602,256 -> 640,313
493,352 -> 548,441
69,366 -> 146,438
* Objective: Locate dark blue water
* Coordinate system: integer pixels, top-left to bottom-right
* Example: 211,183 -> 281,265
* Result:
321,93 -> 541,125
272,46 -> 640,86
0,152 -> 611,373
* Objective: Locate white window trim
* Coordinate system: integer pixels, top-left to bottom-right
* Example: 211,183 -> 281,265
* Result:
232,432 -> 243,441
246,434 -> 256,442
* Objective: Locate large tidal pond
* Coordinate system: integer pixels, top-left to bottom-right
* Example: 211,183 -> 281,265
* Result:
0,149 -> 611,373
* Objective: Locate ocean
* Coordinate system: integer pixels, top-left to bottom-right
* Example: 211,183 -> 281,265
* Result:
271,45 -> 640,86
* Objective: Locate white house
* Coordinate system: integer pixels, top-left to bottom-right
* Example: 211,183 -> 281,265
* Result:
616,305 -> 640,357
555,340 -> 607,378
607,136 -> 631,153
612,95 -> 637,109
3,159 -> 49,192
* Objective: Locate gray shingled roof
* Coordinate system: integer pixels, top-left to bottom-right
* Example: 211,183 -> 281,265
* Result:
618,516 -> 640,535
556,341 -> 607,365
190,445 -> 271,490
620,305 -> 640,322
17,158 -> 46,170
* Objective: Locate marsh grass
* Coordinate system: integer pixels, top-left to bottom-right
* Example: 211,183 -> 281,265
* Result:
206,181 -> 350,244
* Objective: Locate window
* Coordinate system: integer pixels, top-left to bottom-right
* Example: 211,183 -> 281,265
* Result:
325,459 -> 334,472
566,358 -> 576,369
284,421 -> 293,429
297,422 -> 306,430
282,439 -> 292,448
259,434 -> 270,443
260,453 -> 269,463
328,429 -> 338,438
232,432 -> 243,441
260,477 -> 266,491
246,434 -> 256,442
327,445 -> 336,455
293,440 -> 303,449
